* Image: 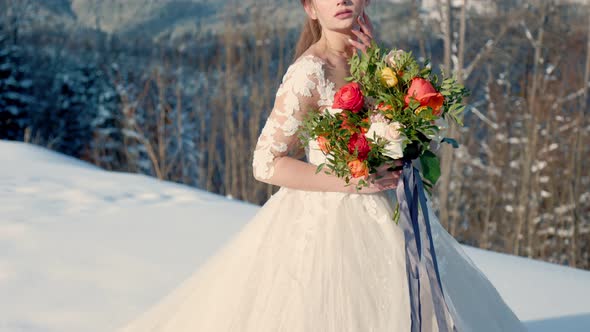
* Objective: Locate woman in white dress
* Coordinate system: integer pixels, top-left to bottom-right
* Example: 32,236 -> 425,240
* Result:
118,1 -> 528,331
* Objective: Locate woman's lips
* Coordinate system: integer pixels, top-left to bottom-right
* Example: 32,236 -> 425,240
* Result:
334,9 -> 353,19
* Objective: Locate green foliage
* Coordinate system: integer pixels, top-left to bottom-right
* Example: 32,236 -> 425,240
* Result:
299,43 -> 470,189
420,150 -> 441,189
437,76 -> 470,126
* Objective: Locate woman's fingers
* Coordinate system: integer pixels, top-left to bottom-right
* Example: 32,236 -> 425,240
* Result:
348,37 -> 368,53
377,164 -> 389,173
362,166 -> 402,192
375,164 -> 401,177
351,29 -> 371,48
361,12 -> 374,37
349,13 -> 374,54
358,13 -> 373,39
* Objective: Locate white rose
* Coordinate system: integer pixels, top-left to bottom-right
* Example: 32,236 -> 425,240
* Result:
382,140 -> 403,159
369,111 -> 388,124
366,122 -> 388,139
384,122 -> 403,141
383,122 -> 405,159
367,121 -> 406,159
326,107 -> 342,115
384,49 -> 404,68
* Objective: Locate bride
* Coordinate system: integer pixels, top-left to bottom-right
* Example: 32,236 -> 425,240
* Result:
118,1 -> 528,331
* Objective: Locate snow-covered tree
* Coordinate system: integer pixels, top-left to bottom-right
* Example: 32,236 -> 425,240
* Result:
89,63 -> 124,169
0,25 -> 33,140
50,62 -> 99,157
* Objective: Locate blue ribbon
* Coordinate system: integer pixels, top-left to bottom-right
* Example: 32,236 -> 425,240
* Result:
396,160 -> 456,332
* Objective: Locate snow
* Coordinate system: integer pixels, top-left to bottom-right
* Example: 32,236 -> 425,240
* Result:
1,139 -> 589,332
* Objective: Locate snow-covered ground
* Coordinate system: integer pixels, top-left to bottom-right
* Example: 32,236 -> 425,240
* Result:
1,139 -> 589,332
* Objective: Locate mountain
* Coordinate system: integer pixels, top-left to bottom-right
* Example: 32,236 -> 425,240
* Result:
21,0 -> 305,42
20,0 -> 432,43
17,0 -> 590,43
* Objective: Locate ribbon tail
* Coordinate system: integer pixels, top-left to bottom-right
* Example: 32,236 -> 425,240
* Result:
414,166 -> 456,331
415,167 -> 444,294
397,165 -> 421,332
396,162 -> 457,332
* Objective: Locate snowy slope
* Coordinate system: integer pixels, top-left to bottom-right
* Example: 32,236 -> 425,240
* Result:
0,140 -> 589,332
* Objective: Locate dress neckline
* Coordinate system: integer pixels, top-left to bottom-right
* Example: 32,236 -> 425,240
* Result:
297,53 -> 327,64
290,53 -> 341,115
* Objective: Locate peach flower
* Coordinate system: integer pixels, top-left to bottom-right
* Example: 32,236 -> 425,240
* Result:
348,159 -> 369,178
317,135 -> 330,154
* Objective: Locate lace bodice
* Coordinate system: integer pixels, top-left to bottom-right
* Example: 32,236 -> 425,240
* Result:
252,55 -> 339,180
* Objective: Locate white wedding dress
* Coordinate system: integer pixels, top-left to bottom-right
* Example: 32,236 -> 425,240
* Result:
117,55 -> 528,332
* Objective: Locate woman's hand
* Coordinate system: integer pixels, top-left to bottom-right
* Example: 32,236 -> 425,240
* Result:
347,162 -> 403,194
348,11 -> 374,54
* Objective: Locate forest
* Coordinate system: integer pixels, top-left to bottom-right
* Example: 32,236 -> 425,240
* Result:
1,0 -> 589,270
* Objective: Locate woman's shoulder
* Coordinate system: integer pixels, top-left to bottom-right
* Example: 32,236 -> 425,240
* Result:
286,51 -> 328,81
293,54 -> 325,68
294,51 -> 328,65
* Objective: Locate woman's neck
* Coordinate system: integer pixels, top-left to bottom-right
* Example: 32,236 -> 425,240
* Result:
318,30 -> 355,61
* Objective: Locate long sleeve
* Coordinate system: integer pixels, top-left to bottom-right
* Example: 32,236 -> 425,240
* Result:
252,57 -> 325,181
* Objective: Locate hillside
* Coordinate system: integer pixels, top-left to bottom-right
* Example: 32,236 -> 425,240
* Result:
1,139 -> 589,331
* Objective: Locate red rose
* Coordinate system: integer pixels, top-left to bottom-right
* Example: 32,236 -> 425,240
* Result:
347,133 -> 371,161
333,82 -> 365,113
404,78 -> 444,116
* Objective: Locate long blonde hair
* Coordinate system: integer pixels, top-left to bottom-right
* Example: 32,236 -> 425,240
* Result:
294,0 -> 322,60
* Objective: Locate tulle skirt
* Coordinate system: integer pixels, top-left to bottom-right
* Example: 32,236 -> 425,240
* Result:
117,187 -> 527,332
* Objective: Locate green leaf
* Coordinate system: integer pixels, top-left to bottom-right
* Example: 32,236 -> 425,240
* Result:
420,150 -> 441,186
409,98 -> 421,109
315,163 -> 325,174
392,202 -> 400,225
422,178 -> 434,195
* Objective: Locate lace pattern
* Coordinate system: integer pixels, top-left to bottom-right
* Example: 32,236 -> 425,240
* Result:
252,55 -> 335,180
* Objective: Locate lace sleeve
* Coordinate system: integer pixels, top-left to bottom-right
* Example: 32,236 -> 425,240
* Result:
252,56 -> 324,181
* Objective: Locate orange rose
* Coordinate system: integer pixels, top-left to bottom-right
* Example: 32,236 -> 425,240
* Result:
317,135 -> 330,154
404,78 -> 444,116
348,159 -> 369,178
339,112 -> 355,131
359,118 -> 370,134
377,102 -> 393,111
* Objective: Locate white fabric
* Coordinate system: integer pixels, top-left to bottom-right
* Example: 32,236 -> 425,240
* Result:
252,55 -> 335,180
117,55 -> 527,332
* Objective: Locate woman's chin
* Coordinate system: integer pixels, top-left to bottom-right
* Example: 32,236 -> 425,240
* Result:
327,22 -> 356,34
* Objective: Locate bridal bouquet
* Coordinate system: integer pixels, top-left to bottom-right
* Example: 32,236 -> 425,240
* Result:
299,44 -> 469,192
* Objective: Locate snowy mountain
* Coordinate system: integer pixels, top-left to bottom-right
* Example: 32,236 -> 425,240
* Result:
1,139 -> 590,331
22,0 -> 304,41
19,0 -> 590,41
